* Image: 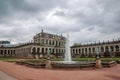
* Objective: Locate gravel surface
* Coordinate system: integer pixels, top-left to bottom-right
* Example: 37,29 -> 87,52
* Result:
0,61 -> 120,80
0,71 -> 18,80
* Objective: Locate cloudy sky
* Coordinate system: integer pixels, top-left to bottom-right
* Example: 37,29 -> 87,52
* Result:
0,0 -> 120,45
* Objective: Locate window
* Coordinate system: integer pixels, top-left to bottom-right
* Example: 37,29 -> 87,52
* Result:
42,39 -> 44,45
46,40 -> 48,45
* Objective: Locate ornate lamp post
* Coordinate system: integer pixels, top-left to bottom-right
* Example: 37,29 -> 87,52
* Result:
95,47 -> 102,68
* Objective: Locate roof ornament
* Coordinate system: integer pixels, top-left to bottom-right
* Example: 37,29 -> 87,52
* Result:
41,29 -> 44,33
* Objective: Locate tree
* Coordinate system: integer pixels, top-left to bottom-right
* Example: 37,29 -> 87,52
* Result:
73,43 -> 81,46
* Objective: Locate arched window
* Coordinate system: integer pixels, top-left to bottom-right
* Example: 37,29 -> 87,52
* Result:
115,45 -> 119,51
62,49 -> 64,53
59,42 -> 61,46
37,48 -> 40,53
59,49 -> 60,53
89,48 -> 91,53
76,49 -> 78,54
105,46 -> 109,52
52,49 -> 54,53
73,49 -> 75,53
49,40 -> 51,45
56,41 -> 58,46
79,49 -> 81,53
49,48 -> 51,53
46,39 -> 48,45
85,48 -> 87,53
52,41 -> 55,45
42,48 -> 44,53
11,50 -> 12,55
1,50 -> 3,55
101,47 -> 104,52
13,50 -> 15,54
42,39 -> 44,45
32,47 -> 36,53
92,48 -> 95,53
110,46 -> 114,52
12,50 -> 14,56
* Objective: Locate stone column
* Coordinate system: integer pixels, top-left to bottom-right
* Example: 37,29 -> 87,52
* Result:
35,55 -> 39,59
103,46 -> 105,52
96,59 -> 102,68
95,47 -> 102,68
108,46 -> 110,52
91,47 -> 93,54
45,59 -> 52,69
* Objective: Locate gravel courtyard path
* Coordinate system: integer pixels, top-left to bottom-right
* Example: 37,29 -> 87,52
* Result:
0,71 -> 18,80
0,61 -> 120,80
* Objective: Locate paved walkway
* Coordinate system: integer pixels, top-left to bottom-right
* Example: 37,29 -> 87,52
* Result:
0,61 -> 120,80
0,71 -> 17,80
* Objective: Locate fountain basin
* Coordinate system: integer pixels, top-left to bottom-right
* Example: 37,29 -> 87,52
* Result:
51,61 -> 95,68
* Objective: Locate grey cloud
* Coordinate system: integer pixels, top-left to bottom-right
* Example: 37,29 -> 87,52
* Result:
71,0 -> 120,35
53,10 -> 66,16
0,0 -> 120,44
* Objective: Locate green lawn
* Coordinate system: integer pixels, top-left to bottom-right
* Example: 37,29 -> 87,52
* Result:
101,58 -> 120,61
0,57 -> 120,62
0,57 -> 21,62
0,57 -> 47,63
73,58 -> 120,61
73,58 -> 96,61
52,58 -> 120,61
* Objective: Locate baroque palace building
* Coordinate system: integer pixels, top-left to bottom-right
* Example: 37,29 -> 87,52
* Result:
0,29 -> 120,58
71,39 -> 120,58
0,30 -> 66,58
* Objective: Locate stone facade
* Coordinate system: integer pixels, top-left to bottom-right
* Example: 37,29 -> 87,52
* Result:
0,47 -> 16,57
0,30 -> 120,58
0,30 -> 66,58
71,40 -> 120,58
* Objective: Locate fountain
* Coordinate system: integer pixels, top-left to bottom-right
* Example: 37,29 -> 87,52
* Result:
64,35 -> 72,61
52,35 -> 77,64
60,35 -> 77,64
51,35 -> 86,68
